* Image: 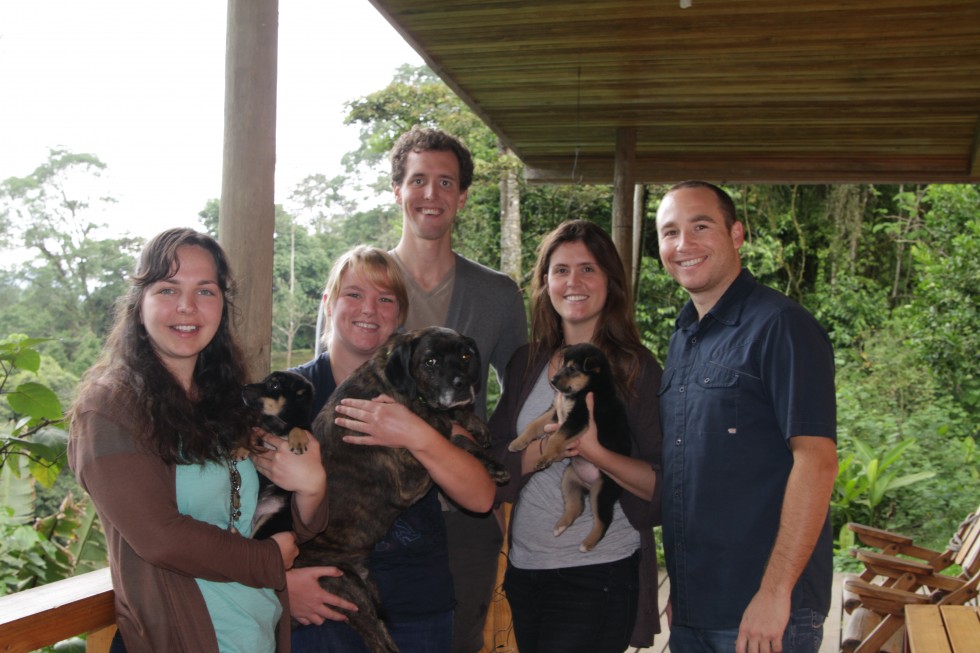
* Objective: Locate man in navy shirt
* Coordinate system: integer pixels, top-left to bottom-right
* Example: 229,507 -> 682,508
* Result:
655,181 -> 838,653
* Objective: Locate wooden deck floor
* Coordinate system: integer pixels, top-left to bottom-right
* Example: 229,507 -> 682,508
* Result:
635,572 -> 843,653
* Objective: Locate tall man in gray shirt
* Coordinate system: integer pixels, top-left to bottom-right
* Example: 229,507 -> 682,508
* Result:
389,126 -> 527,653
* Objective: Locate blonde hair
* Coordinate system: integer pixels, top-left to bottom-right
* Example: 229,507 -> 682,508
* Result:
315,246 -> 409,354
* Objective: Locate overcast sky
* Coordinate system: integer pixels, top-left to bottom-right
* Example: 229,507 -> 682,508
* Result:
0,1 -> 422,239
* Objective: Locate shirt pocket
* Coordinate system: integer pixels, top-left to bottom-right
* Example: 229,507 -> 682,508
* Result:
694,362 -> 740,436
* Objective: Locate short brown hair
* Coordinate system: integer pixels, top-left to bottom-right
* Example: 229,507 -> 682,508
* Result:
666,180 -> 737,228
390,126 -> 474,191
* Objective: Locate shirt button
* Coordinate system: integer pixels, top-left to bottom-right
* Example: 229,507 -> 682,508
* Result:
675,438 -> 682,445
703,377 -> 711,383
679,386 -> 685,393
691,336 -> 698,344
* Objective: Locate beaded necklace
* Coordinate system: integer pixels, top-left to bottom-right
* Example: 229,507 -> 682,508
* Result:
226,457 -> 242,533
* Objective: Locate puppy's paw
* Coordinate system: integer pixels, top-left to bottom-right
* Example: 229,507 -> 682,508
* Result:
232,446 -> 250,461
487,462 -> 510,485
534,456 -> 556,471
507,439 -> 532,452
287,428 -> 309,455
553,524 -> 568,537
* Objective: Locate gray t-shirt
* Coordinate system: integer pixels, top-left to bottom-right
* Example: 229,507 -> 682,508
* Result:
391,252 -> 454,332
508,366 -> 640,570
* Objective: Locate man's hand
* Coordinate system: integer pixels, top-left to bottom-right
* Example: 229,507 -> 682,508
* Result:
736,588 -> 790,652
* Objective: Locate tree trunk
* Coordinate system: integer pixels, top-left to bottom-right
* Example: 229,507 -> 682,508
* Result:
499,146 -> 522,283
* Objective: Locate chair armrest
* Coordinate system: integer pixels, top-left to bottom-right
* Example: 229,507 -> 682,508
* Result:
843,577 -> 932,617
848,522 -> 914,548
854,550 -> 940,576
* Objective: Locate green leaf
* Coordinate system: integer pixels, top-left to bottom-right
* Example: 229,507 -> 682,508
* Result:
13,348 -> 41,373
7,382 -> 63,420
0,466 -> 36,524
67,496 -> 108,573
883,471 -> 936,492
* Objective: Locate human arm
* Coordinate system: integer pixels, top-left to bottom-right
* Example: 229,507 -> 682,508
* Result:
68,406 -> 287,589
251,431 -> 328,537
562,393 -> 657,500
333,396 -> 495,513
735,435 -> 838,653
286,566 -> 360,625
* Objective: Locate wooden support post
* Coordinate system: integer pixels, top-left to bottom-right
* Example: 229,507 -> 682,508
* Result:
631,183 -> 646,292
220,0 -> 278,380
611,127 -> 636,278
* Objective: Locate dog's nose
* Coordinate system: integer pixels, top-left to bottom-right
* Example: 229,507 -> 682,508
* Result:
452,376 -> 467,390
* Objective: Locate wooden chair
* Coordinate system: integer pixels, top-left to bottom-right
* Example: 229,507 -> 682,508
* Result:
842,505 -> 980,653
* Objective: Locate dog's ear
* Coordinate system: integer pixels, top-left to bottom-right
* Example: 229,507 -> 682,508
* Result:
583,356 -> 603,375
383,333 -> 418,399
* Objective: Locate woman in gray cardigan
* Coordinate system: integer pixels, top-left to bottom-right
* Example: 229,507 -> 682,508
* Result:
490,220 -> 664,652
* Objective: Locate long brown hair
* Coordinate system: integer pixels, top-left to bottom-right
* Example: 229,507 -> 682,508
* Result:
72,228 -> 253,464
528,220 -> 645,396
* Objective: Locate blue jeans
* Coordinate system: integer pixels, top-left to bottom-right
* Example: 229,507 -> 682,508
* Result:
502,553 -> 639,653
292,610 -> 453,653
668,608 -> 825,653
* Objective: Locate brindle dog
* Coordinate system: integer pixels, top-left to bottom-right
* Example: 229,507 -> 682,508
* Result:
297,326 -> 509,653
507,343 -> 631,552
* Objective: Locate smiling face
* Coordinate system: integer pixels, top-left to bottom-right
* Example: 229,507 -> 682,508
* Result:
546,240 -> 609,342
328,266 -> 402,360
392,149 -> 468,243
656,186 -> 744,317
140,245 -> 224,390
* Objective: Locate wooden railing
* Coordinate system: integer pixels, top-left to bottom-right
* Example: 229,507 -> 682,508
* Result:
0,568 -> 115,653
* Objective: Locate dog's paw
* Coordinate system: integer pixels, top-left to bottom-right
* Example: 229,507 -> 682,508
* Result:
507,440 -> 531,452
534,457 -> 556,471
287,428 -> 309,455
488,464 -> 510,485
232,446 -> 250,461
553,524 -> 568,537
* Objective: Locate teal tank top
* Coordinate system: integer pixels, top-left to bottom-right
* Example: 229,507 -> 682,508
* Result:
176,459 -> 282,652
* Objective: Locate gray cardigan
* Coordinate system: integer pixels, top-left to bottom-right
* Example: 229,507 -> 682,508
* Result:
444,253 -> 528,417
490,344 -> 664,648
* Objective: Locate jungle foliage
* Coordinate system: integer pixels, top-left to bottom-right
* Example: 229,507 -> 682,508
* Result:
0,66 -> 977,592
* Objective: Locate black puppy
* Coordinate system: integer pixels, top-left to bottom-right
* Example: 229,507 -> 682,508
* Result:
297,326 -> 509,653
508,343 -> 630,552
241,370 -> 315,539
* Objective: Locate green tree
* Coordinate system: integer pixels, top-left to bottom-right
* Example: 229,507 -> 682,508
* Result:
270,208 -> 335,363
0,149 -> 140,373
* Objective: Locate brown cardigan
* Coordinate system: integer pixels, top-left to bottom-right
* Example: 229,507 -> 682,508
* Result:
489,344 -> 664,648
69,382 -> 329,653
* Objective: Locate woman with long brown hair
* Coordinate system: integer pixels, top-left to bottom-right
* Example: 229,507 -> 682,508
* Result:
491,220 -> 664,652
70,228 -> 328,652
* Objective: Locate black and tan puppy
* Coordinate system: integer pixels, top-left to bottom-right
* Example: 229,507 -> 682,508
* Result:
297,326 -> 509,653
241,370 -> 314,539
508,343 -> 631,552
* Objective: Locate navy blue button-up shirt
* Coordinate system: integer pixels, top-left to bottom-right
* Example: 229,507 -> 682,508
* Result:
660,269 -> 836,629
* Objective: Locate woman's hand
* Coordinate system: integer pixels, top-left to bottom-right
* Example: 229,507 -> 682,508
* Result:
561,393 -> 601,460
334,395 -> 431,450
251,430 -> 326,498
271,531 -> 298,569
335,395 -> 495,513
252,431 -> 327,527
287,566 -> 360,625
